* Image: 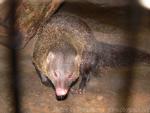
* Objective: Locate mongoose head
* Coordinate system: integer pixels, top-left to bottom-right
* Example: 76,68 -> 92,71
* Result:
46,51 -> 81,99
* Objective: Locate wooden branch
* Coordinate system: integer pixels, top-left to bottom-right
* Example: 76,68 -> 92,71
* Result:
17,0 -> 64,48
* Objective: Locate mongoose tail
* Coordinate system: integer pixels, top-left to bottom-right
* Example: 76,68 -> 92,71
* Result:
97,42 -> 150,67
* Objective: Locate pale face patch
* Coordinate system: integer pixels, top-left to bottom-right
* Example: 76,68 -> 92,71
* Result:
46,51 -> 80,96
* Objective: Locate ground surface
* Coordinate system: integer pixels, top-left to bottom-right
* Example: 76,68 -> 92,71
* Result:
0,1 -> 150,113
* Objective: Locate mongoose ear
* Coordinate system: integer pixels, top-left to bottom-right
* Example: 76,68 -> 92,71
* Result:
46,52 -> 55,64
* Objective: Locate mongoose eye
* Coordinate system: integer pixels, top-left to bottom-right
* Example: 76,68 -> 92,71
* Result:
68,74 -> 73,79
54,72 -> 58,78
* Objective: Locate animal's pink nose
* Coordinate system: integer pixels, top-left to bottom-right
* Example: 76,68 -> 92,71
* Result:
55,88 -> 68,96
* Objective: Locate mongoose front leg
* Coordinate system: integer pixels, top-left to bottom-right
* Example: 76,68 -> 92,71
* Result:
34,65 -> 52,87
78,70 -> 91,94
70,72 -> 90,94
39,73 -> 52,87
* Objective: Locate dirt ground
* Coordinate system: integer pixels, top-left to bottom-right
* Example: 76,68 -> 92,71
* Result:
0,1 -> 150,113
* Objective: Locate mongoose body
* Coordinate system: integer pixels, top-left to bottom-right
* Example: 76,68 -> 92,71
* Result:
32,13 -> 150,100
32,14 -> 98,99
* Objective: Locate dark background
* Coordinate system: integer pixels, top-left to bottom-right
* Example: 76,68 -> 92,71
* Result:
0,0 -> 150,113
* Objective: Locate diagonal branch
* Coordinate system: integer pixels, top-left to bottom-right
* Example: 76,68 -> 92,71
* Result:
22,0 -> 64,48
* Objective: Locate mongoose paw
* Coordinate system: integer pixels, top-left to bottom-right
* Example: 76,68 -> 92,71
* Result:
70,88 -> 86,94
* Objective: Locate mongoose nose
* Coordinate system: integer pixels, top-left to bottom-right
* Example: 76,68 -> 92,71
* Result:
56,95 -> 67,100
56,88 -> 68,96
55,88 -> 68,100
